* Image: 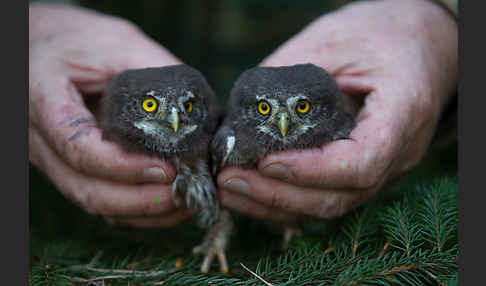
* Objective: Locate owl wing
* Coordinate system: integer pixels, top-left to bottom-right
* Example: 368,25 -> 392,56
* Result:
210,122 -> 236,175
210,119 -> 264,175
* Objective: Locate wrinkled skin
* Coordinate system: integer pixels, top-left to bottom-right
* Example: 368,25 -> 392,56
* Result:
29,4 -> 191,227
218,0 -> 458,222
30,0 -> 457,228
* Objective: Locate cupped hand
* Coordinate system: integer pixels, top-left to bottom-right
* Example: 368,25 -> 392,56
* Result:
29,4 -> 191,227
218,0 -> 457,222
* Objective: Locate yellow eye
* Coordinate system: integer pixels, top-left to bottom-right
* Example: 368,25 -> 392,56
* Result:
257,100 -> 271,115
184,100 -> 193,113
296,100 -> 310,114
142,97 -> 158,112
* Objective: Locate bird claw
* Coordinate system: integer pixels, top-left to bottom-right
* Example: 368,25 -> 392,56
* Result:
171,170 -> 220,227
193,242 -> 229,273
192,210 -> 233,273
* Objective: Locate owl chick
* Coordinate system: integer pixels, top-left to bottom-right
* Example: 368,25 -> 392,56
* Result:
211,63 -> 355,249
98,65 -> 222,228
212,63 -> 355,170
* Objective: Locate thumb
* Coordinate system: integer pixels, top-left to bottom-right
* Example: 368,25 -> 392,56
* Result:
30,76 -> 176,184
258,100 -> 400,190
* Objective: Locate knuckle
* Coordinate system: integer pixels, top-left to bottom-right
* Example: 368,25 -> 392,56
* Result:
61,140 -> 86,174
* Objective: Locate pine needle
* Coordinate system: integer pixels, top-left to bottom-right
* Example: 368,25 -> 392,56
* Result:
240,263 -> 275,286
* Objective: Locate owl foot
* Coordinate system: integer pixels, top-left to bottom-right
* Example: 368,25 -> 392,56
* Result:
281,226 -> 302,250
192,210 -> 234,273
171,162 -> 220,227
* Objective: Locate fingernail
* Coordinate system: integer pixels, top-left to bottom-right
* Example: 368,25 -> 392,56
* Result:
222,178 -> 250,196
143,167 -> 168,183
261,163 -> 291,180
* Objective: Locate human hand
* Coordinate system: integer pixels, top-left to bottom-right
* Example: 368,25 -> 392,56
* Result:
29,4 -> 191,227
218,0 -> 457,222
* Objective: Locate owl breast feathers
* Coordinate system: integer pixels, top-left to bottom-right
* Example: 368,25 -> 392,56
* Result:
211,63 -> 355,171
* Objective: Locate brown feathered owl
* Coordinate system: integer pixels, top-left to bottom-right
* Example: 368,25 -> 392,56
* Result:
98,65 -> 222,228
209,63 -> 356,267
211,63 -> 355,171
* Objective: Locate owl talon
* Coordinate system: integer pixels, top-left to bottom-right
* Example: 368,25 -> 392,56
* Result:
171,166 -> 220,227
195,248 -> 228,274
193,210 -> 233,273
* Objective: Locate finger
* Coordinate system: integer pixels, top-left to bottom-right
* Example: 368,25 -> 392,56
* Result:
218,168 -> 374,219
63,33 -> 181,94
105,209 -> 192,228
30,129 -> 178,217
30,77 -> 176,184
220,190 -> 300,223
258,97 -> 402,190
259,11 -> 366,74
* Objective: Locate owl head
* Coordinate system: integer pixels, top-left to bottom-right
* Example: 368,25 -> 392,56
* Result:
229,63 -> 354,150
100,65 -> 219,154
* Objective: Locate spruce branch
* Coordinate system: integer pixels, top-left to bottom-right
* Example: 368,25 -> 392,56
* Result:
417,179 -> 458,252
381,195 -> 423,257
29,176 -> 458,286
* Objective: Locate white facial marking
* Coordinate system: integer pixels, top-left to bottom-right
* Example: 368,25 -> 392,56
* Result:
256,125 -> 272,134
134,121 -> 159,136
185,91 -> 195,99
181,125 -> 198,135
146,90 -> 156,96
297,123 -> 317,132
168,125 -> 198,144
256,95 -> 267,101
286,94 -> 308,111
178,91 -> 195,104
255,94 -> 316,143
134,121 -> 198,139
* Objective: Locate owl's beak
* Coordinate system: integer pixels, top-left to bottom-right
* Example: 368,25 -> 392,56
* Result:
168,108 -> 179,132
278,112 -> 289,137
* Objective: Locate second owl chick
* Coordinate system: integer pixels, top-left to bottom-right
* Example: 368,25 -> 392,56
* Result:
212,63 -> 355,172
211,63 -> 355,251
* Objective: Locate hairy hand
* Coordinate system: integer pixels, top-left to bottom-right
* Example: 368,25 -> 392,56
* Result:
29,4 -> 191,227
218,0 -> 457,222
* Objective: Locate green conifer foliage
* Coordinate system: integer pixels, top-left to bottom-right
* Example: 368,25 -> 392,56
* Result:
29,176 -> 458,286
